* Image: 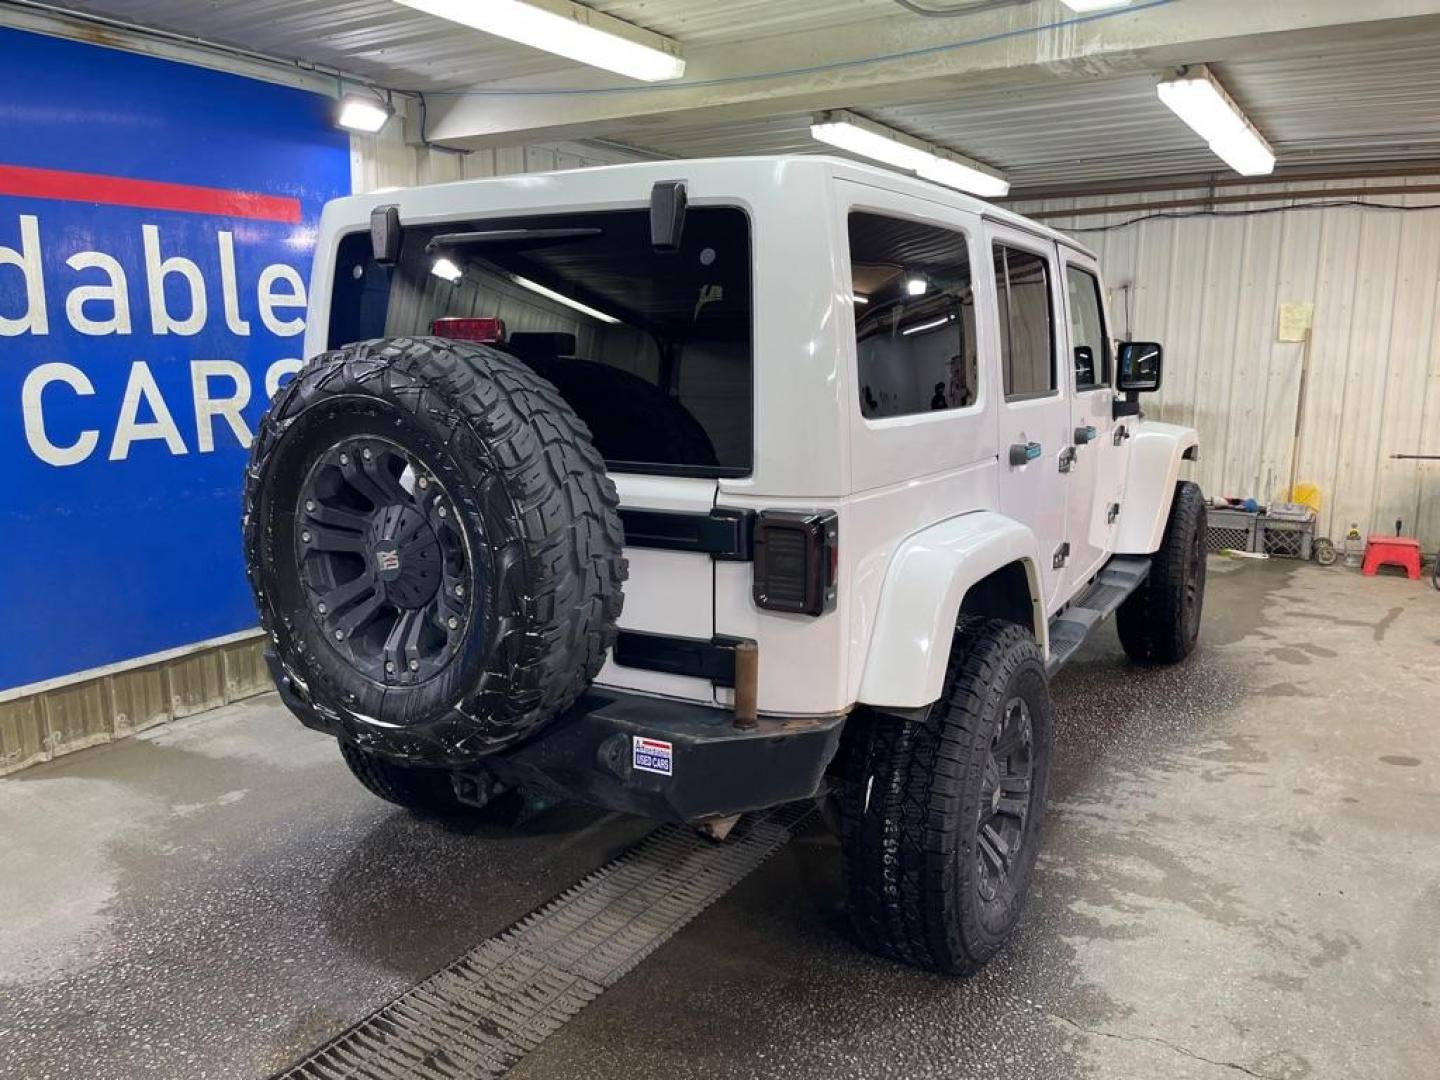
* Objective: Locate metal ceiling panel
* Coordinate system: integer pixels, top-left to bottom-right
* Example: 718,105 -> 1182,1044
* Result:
28,2 -> 1440,187
587,0 -> 895,45
40,0 -> 900,90
42,0 -> 600,88
607,32 -> 1440,190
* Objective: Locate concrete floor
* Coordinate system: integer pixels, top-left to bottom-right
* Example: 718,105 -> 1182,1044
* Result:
1,560 -> 1437,1080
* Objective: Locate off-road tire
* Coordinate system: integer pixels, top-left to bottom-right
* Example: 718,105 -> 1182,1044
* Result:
243,337 -> 626,765
840,617 -> 1053,974
340,742 -> 463,815
1116,480 -> 1206,664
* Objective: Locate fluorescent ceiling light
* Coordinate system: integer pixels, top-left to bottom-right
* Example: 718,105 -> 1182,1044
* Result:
1059,0 -> 1133,11
811,116 -> 931,173
394,0 -> 685,82
336,94 -> 393,133
1157,65 -> 1276,176
431,256 -> 462,282
810,110 -> 1009,198
916,156 -> 1010,200
513,274 -> 620,324
902,314 -> 954,337
906,277 -> 928,297
852,294 -> 870,304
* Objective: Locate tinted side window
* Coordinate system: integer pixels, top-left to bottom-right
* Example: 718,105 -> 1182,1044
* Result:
993,245 -> 1055,400
849,212 -> 978,420
1066,265 -> 1111,390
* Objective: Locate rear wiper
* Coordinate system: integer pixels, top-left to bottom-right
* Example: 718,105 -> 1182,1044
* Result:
425,227 -> 602,251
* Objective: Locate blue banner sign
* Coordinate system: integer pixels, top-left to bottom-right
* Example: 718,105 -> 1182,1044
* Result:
0,28 -> 350,689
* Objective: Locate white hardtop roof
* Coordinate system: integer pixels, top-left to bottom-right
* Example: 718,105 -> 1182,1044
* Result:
330,153 -> 1094,260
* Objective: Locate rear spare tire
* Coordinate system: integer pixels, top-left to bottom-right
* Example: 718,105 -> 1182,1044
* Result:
243,337 -> 626,764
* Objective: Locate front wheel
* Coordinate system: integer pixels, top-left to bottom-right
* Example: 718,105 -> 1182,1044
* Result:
840,617 -> 1053,974
1116,480 -> 1207,664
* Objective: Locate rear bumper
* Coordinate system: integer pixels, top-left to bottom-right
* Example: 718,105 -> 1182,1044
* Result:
268,650 -> 845,823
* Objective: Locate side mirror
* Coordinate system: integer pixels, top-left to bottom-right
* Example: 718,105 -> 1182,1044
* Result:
1117,341 -> 1163,393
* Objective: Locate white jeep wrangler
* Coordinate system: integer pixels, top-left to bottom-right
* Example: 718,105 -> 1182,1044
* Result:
244,155 -> 1205,974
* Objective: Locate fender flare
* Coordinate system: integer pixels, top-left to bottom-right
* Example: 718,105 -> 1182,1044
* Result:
1114,422 -> 1200,554
857,511 -> 1045,710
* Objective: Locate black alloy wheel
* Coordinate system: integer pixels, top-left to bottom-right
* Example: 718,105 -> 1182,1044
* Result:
1184,510 -> 1206,634
975,695 -> 1036,917
295,436 -> 472,687
243,337 -> 626,763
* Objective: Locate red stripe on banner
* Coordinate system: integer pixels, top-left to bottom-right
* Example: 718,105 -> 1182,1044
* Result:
0,164 -> 302,223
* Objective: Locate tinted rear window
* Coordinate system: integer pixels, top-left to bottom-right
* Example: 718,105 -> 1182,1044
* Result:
328,207 -> 753,476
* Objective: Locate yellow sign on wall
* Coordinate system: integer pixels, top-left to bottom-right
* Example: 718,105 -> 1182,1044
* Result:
1277,302 -> 1314,343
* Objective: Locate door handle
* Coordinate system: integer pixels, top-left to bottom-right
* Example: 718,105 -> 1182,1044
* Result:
1074,425 -> 1098,445
1009,441 -> 1042,467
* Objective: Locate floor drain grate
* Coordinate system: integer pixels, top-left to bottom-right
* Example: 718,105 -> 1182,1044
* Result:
276,803 -> 814,1080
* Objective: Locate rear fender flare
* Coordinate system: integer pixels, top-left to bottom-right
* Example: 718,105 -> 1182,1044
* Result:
857,512 -> 1045,710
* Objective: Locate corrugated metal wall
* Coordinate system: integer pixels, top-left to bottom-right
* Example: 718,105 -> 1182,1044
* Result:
349,123 -> 639,193
1013,178 -> 1440,550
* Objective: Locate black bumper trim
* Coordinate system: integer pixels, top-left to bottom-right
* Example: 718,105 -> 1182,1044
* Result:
267,650 -> 844,823
480,691 -> 844,822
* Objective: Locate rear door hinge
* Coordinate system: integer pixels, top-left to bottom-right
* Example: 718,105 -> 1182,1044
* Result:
1107,502 -> 1121,525
1052,542 -> 1071,570
1057,447 -> 1076,473
1113,424 -> 1130,446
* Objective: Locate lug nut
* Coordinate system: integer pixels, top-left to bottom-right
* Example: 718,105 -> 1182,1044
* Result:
385,662 -> 394,673
437,505 -> 447,518
317,603 -> 328,614
339,453 -> 349,465
362,447 -> 372,460
301,530 -> 312,543
418,477 -> 429,490
447,616 -> 459,630
454,584 -> 464,598
305,499 -> 315,512
334,629 -> 345,640
408,659 -> 419,671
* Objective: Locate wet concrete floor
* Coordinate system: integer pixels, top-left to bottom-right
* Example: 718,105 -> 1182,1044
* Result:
2,560 -> 1437,1079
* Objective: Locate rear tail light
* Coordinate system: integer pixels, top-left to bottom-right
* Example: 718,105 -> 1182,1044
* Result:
432,317 -> 506,343
753,510 -> 838,616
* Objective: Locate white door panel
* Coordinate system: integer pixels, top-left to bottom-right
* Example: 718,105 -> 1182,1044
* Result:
986,224 -> 1071,613
1060,253 -> 1128,597
595,473 -> 717,702
612,548 -> 714,638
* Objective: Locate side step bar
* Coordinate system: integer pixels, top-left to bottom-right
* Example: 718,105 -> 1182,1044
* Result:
1046,555 -> 1150,675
